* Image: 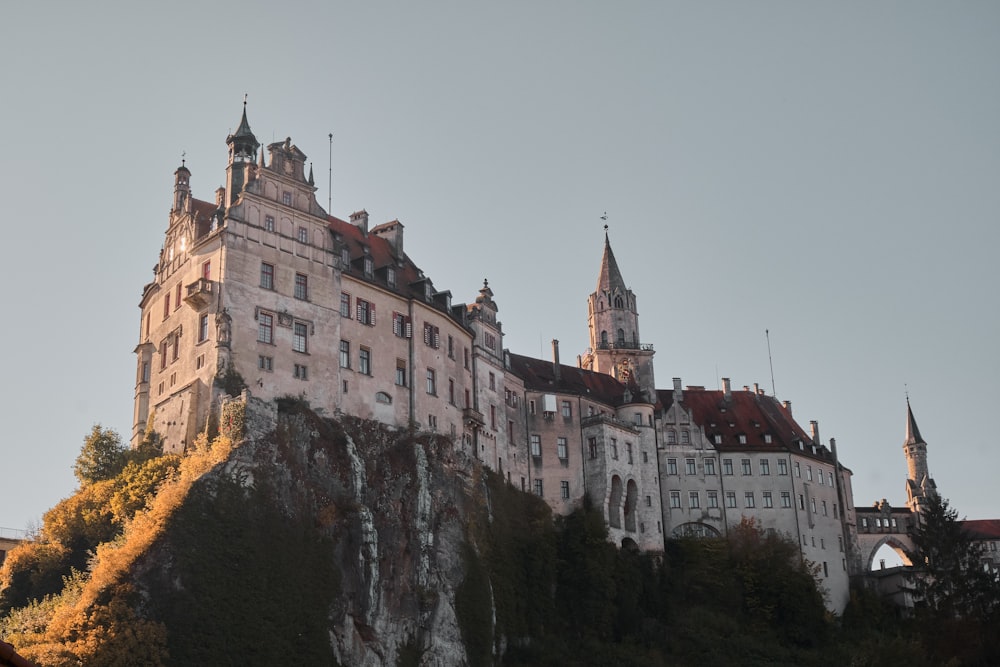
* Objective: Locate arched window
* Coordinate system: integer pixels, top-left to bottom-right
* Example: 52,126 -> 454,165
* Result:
616,329 -> 625,345
624,479 -> 638,532
608,476 -> 623,529
614,295 -> 624,308
601,330 -> 608,346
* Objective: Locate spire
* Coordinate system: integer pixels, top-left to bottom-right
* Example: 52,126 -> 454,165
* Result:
308,163 -> 315,186
596,226 -> 627,294
226,96 -> 260,159
904,397 -> 925,445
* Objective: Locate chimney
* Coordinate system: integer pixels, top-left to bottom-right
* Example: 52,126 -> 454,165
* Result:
350,209 -> 369,234
552,340 -> 561,382
782,400 -> 792,416
753,382 -> 761,395
721,377 -> 731,400
810,420 -> 820,445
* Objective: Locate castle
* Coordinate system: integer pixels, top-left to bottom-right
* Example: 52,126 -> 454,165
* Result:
133,106 -> 995,613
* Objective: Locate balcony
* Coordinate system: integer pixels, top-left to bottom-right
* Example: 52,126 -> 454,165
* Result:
184,278 -> 213,309
595,341 -> 654,352
462,407 -> 485,428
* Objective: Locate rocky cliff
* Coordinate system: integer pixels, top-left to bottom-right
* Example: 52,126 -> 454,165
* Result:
135,395 -> 489,666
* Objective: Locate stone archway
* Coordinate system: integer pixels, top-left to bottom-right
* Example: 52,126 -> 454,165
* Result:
862,534 -> 917,571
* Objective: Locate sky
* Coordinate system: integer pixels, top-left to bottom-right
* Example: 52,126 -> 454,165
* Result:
1,2 -> 997,536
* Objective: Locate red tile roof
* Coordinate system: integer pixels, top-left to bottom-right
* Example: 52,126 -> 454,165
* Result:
961,519 -> 1000,540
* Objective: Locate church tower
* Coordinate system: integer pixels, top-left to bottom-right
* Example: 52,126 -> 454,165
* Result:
581,230 -> 656,400
903,398 -> 935,514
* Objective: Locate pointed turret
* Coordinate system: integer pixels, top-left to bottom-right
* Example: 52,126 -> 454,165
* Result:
903,397 -> 935,514
225,100 -> 260,206
172,159 -> 191,213
582,227 -> 656,400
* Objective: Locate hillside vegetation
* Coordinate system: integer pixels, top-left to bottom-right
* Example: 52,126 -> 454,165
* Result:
1,404 -> 998,666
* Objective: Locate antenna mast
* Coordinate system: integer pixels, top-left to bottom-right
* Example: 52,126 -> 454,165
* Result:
328,133 -> 333,213
766,329 -> 776,397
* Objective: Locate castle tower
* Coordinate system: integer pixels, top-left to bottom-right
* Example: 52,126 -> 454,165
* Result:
581,230 -> 656,400
172,161 -> 191,213
903,397 -> 935,513
225,101 -> 260,207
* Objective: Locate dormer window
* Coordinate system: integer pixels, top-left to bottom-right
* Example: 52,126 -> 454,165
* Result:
364,257 -> 373,277
425,283 -> 432,300
341,246 -> 350,266
387,267 -> 396,288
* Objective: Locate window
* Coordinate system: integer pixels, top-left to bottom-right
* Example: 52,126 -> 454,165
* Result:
778,459 -> 788,476
376,392 -> 392,404
741,458 -> 752,475
811,498 -> 817,513
828,472 -> 835,487
363,256 -> 373,277
626,443 -> 633,464
490,405 -> 496,430
745,492 -> 755,508
725,492 -> 737,508
172,336 -> 180,361
175,283 -> 182,310
561,481 -> 570,500
292,322 -> 308,353
356,299 -> 375,326
713,434 -> 722,445
642,451 -> 648,463
426,368 -> 436,395
448,379 -> 455,404
611,440 -> 618,460
738,434 -> 747,444
258,312 -> 274,344
359,347 -> 371,375
689,492 -> 700,509
666,458 -> 677,475
763,491 -> 773,508
667,430 -> 676,444
339,340 -> 350,368
448,336 -> 455,359
794,461 -> 801,478
198,314 -> 209,342
294,273 -> 308,300
387,267 -> 396,288
588,437 -> 597,459
258,355 -> 273,371
833,504 -> 839,519
534,479 -> 543,497
341,246 -> 350,266
764,433 -> 773,443
163,294 -> 170,320
681,430 -> 690,444
141,361 -> 150,383
561,401 -> 571,417
392,312 -> 411,338
490,373 -> 496,391
260,263 -> 274,290
685,458 -> 696,475
264,214 -> 275,231
799,494 -> 806,510
464,347 -> 470,369
340,293 -> 352,318
669,491 -> 681,509
423,323 -> 440,348
557,437 -> 568,460
395,359 -> 407,386
202,261 -> 211,281
781,491 -> 791,508
707,491 -> 719,508
294,364 -> 308,380
282,191 -> 292,206
159,341 -> 167,369
723,459 -> 733,476
822,500 -> 828,516
705,458 -> 716,475
760,459 -> 770,475
484,331 -> 496,352
530,435 -> 541,457
297,226 -> 308,243
806,466 -> 813,482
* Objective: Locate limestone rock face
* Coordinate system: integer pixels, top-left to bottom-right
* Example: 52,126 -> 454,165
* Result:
140,397 -> 482,666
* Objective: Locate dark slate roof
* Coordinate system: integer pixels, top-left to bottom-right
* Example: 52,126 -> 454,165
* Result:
595,232 -> 627,295
658,387 -> 835,463
508,352 -> 627,406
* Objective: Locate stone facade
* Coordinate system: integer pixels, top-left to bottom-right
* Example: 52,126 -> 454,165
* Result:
135,108 -> 881,612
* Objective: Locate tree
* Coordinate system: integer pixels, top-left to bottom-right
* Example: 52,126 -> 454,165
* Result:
73,425 -> 126,486
909,493 -> 1000,619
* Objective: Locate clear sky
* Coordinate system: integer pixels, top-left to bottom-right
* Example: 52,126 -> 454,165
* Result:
1,2 -> 997,533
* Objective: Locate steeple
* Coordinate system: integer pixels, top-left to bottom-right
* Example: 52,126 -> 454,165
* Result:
172,158 -> 191,213
903,397 -> 934,513
582,225 -> 656,400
